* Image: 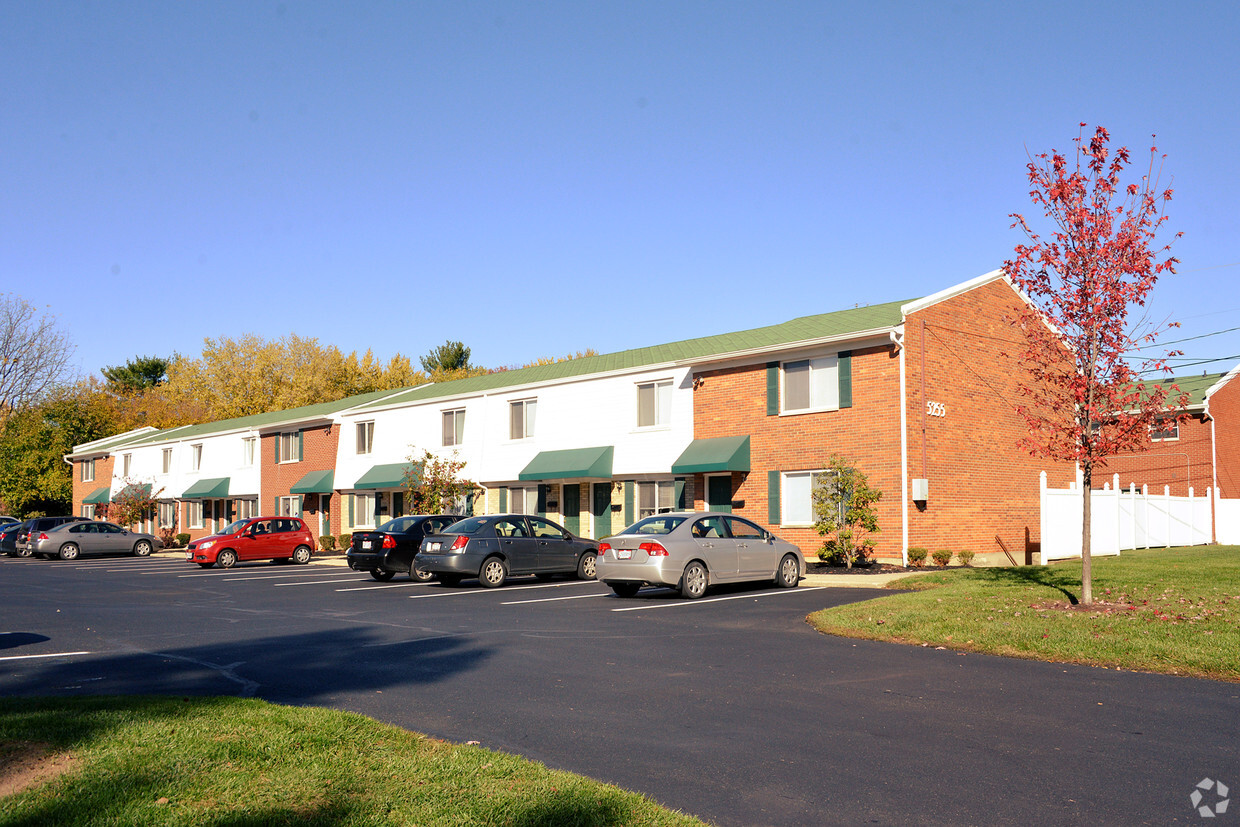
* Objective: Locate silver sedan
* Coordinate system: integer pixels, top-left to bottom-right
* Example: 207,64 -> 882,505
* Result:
32,521 -> 162,561
595,511 -> 804,599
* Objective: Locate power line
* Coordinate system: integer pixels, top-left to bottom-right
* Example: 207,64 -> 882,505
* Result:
1138,355 -> 1240,374
1132,325 -> 1240,350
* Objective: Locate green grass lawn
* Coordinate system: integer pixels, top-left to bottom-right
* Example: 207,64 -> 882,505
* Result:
0,696 -> 704,826
809,546 -> 1240,682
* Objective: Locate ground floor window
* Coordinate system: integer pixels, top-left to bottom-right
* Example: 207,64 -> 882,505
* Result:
188,501 -> 204,529
509,486 -> 538,515
348,492 -> 376,528
159,502 -> 176,529
637,481 -> 676,519
780,470 -> 830,526
82,504 -> 96,519
278,496 -> 302,517
237,499 -> 256,520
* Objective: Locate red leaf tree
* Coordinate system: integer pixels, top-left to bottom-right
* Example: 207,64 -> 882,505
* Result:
1005,124 -> 1186,605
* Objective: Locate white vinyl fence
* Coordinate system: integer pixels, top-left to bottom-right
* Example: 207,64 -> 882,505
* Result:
1040,471 -> 1227,562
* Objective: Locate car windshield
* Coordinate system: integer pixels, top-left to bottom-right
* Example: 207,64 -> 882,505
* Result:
440,516 -> 490,535
624,515 -> 688,536
221,520 -> 249,535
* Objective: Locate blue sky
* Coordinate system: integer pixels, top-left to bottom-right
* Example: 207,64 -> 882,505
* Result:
2,1 -> 1237,383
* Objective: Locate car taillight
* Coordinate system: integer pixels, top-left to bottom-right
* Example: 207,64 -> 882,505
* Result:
598,542 -> 611,555
450,535 -> 469,552
639,542 -> 668,557
382,535 -> 396,549
37,533 -> 49,541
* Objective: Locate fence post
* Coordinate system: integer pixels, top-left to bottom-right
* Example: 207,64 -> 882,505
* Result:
1165,486 -> 1172,548
1039,471 -> 1047,559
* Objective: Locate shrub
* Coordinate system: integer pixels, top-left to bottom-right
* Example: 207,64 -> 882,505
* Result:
175,533 -> 191,547
956,549 -> 975,566
318,535 -> 336,552
931,548 -> 953,567
159,527 -> 178,548
338,533 -> 352,551
907,546 -> 928,567
819,539 -> 871,567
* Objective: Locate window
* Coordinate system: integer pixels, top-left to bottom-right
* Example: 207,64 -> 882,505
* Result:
725,516 -> 766,540
1151,417 -> 1179,441
530,517 -> 564,539
353,492 -> 375,527
509,399 -> 536,440
356,422 -> 374,455
82,503 -> 96,519
637,381 -> 673,428
238,499 -> 256,520
782,356 -> 839,413
509,487 -> 538,515
781,470 -> 831,526
188,501 -> 204,529
443,409 -> 465,446
123,453 -> 132,476
278,432 -> 301,463
242,437 -> 256,467
637,481 -> 676,519
162,448 -> 172,474
278,496 -> 302,517
191,444 -> 202,471
159,502 -> 176,529
81,459 -> 95,482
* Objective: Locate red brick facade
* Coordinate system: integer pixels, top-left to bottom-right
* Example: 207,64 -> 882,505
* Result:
1208,373 -> 1240,499
72,455 -> 115,517
260,423 -> 341,548
1102,414 -> 1214,498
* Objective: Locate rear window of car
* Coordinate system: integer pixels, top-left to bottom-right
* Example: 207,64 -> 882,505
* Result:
442,516 -> 491,535
626,516 -> 687,536
379,517 -> 417,533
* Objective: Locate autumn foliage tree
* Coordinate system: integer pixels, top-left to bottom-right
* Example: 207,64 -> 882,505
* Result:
403,449 -> 476,515
1005,124 -> 1186,605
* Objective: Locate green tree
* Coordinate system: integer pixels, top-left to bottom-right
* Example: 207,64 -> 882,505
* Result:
101,355 -> 171,392
420,341 -> 473,375
402,449 -> 476,515
812,454 -> 882,569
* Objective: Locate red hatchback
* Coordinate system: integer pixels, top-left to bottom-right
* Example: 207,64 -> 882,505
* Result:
186,517 -> 315,568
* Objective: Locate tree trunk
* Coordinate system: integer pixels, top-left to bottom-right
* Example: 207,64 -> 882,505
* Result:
1081,465 -> 1093,606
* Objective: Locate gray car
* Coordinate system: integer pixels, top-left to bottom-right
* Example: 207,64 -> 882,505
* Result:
595,511 -> 805,599
32,520 -> 162,561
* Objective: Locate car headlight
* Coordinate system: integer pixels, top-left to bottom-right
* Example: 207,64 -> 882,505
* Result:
199,540 -> 215,550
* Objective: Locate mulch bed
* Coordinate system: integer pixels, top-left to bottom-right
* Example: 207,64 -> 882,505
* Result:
806,562 -> 951,575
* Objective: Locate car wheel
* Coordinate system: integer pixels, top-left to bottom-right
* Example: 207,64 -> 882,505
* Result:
577,551 -> 598,580
775,553 -> 800,589
292,545 -> 312,565
610,583 -> 641,598
370,568 -> 396,582
133,540 -> 152,557
58,543 -> 80,561
216,549 -> 237,569
438,574 -> 462,587
479,556 -> 507,588
680,561 -> 708,599
17,547 -> 33,558
410,566 -> 435,582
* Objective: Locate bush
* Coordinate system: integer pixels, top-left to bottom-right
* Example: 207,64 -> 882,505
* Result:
337,533 -> 352,551
956,549 -> 975,566
175,533 -> 191,548
931,548 -> 953,567
818,539 -> 871,567
159,527 -> 178,548
318,535 -> 336,552
907,546 -> 928,567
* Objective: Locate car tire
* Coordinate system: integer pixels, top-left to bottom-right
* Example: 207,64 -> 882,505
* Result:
291,546 -> 312,565
133,540 -> 152,557
610,583 -> 641,598
410,565 -> 435,582
58,543 -> 80,561
775,553 -> 800,589
479,556 -> 507,588
437,574 -> 462,587
216,549 -> 237,569
370,568 -> 396,582
577,551 -> 598,580
17,547 -> 33,558
680,561 -> 708,599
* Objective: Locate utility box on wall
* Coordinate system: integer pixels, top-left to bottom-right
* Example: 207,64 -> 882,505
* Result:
911,479 -> 929,502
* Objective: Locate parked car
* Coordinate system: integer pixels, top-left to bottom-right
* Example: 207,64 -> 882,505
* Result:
347,514 -> 459,581
32,520 -> 162,560
0,516 -> 17,525
595,512 -> 804,599
0,521 -> 25,555
13,516 -> 89,557
417,514 -> 598,588
185,516 -> 316,568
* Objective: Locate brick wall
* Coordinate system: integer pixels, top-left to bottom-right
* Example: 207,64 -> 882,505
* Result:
72,455 -> 115,517
1209,375 -> 1240,499
261,423 -> 340,548
1102,413 -> 1214,498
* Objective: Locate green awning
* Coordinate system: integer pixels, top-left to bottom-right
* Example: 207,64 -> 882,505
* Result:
83,486 -> 112,504
671,436 -> 751,474
182,477 -> 230,499
519,446 -> 614,481
112,483 -> 152,502
291,469 -> 335,495
354,463 -> 411,490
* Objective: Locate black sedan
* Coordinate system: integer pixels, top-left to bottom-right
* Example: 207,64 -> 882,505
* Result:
346,515 -> 460,581
416,513 -> 598,588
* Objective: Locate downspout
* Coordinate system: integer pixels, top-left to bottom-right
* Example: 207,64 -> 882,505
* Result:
898,326 -> 909,566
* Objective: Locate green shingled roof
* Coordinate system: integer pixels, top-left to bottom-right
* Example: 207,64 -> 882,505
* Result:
359,299 -> 911,410
1165,372 -> 1225,408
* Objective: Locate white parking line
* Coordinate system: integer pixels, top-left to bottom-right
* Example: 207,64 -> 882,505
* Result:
408,581 -> 598,600
502,592 -> 611,605
609,586 -> 825,611
336,581 -> 430,592
275,577 -> 371,587
0,651 -> 91,662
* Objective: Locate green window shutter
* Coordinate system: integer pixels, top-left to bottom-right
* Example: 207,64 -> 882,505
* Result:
537,484 -> 548,518
273,497 -> 279,516
297,495 -> 304,517
623,481 -> 634,526
674,478 -> 686,510
499,488 -> 508,512
768,471 -> 781,524
297,430 -> 304,462
838,351 -> 853,408
274,436 -> 280,464
766,362 -> 780,415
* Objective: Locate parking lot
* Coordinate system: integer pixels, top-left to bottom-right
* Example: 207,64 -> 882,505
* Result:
3,553 -> 1237,826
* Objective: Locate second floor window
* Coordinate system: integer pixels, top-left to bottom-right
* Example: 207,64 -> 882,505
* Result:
782,356 -> 839,413
443,409 -> 465,447
81,459 -> 95,482
637,380 -> 672,428
162,448 -> 172,474
510,399 -> 536,440
191,444 -> 202,471
277,432 -> 301,463
122,454 -> 132,476
1150,417 -> 1179,441
242,437 -> 256,467
356,422 -> 374,455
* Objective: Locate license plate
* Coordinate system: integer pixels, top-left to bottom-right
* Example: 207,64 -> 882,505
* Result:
185,552 -> 192,560
428,542 -> 440,552
618,549 -> 632,559
362,541 -> 372,550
